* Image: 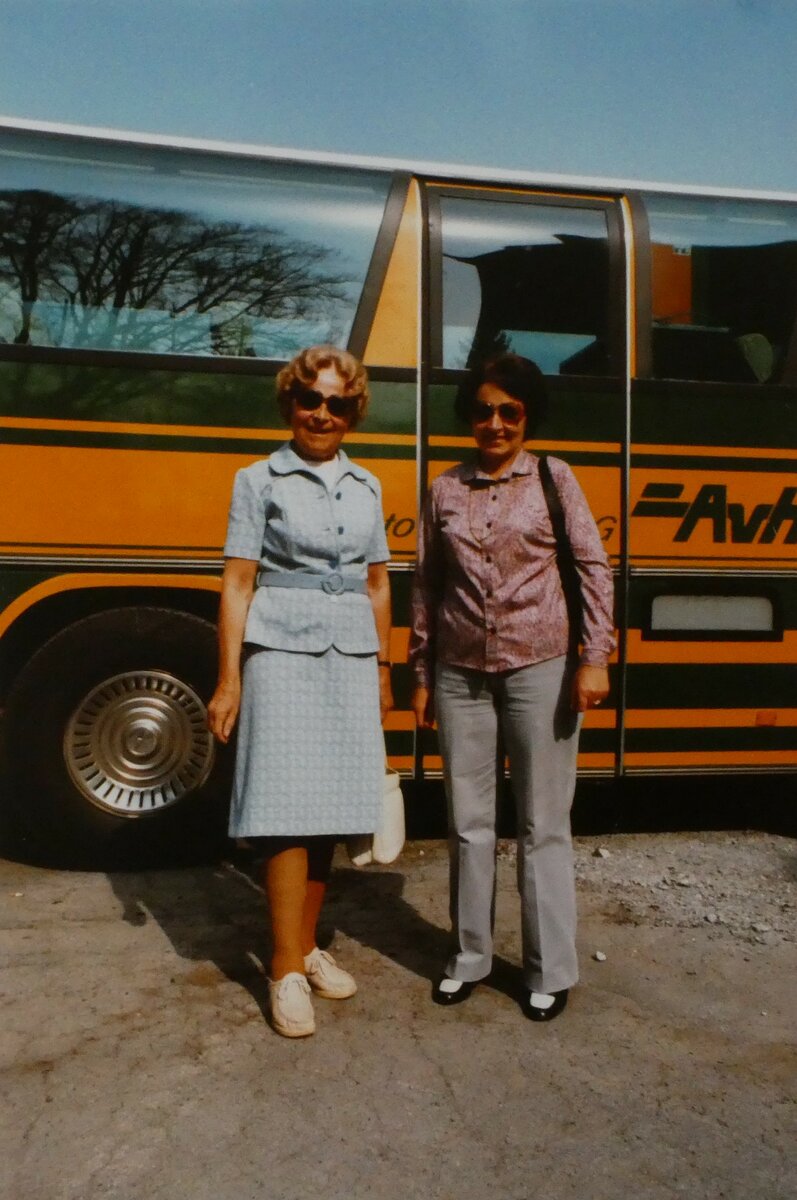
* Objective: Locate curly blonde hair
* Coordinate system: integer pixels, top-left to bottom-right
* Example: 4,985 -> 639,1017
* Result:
275,345 -> 370,428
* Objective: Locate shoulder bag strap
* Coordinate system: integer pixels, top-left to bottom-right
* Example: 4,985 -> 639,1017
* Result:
537,454 -> 581,656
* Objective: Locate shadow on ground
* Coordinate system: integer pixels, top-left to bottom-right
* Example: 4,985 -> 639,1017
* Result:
1,769 -> 793,874
100,855 -> 530,1018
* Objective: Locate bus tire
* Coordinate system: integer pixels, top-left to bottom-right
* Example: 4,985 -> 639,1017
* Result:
4,607 -> 232,867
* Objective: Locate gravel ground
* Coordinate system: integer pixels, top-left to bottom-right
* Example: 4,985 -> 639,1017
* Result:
1,828 -> 795,1200
572,831 -> 795,946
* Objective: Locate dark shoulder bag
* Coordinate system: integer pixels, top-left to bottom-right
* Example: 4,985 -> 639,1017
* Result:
538,454 -> 582,657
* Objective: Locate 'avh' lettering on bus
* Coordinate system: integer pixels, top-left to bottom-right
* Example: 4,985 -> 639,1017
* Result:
632,483 -> 797,544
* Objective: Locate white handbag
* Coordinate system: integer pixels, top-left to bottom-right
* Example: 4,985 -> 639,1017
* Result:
346,767 -> 405,866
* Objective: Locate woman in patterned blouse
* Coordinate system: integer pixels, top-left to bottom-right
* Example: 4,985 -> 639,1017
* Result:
409,353 -> 613,1022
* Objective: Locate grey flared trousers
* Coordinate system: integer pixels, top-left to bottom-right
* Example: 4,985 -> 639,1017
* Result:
435,655 -> 582,994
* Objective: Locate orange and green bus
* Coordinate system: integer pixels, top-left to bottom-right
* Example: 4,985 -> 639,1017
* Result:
1,117 -> 795,857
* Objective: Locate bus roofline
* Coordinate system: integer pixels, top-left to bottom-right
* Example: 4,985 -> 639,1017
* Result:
1,113 -> 796,205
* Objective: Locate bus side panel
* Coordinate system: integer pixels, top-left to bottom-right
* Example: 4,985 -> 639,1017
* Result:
625,379 -> 797,773
0,361 -> 420,770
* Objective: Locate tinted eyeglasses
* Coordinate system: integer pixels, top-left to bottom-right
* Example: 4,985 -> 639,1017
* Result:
292,388 -> 358,420
471,401 -> 526,426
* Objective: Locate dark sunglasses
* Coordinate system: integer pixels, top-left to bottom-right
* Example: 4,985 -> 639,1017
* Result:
471,401 -> 526,425
293,388 -> 358,420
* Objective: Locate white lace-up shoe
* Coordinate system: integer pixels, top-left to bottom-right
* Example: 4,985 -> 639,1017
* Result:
304,948 -> 357,999
268,972 -> 315,1037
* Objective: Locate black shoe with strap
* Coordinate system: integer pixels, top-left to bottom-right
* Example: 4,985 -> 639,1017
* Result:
522,989 -> 569,1022
432,977 -> 478,1006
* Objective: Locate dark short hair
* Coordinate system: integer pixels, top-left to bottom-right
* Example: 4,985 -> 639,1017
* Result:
454,353 -> 548,434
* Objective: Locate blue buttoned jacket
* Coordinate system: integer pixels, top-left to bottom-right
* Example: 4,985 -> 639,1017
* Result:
223,442 -> 390,654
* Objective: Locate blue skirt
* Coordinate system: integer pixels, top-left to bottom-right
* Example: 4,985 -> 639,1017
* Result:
228,646 -> 384,838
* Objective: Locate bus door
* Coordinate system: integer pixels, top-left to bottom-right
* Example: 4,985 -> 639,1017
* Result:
419,182 -> 629,781
624,192 -> 797,776
355,175 -> 424,774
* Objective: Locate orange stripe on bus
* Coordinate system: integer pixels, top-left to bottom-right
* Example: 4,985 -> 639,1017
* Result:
576,754 -> 616,769
0,573 -> 221,637
632,442 -> 797,461
581,709 -> 617,728
363,707 -> 795,736
390,628 -> 410,660
630,558 -> 794,570
383,711 -> 415,731
625,630 -> 797,664
625,708 -> 797,729
386,757 -> 417,772
398,710 -> 793,741
0,445 -> 418,557
624,750 -> 797,767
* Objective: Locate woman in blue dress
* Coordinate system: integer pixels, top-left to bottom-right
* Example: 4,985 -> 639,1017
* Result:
208,345 -> 393,1038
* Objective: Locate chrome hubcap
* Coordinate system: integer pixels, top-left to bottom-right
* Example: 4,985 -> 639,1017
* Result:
65,671 -> 214,816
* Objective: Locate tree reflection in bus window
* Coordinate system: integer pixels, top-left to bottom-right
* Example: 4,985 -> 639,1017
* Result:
0,133 -> 391,359
439,196 -> 610,374
644,194 -> 797,384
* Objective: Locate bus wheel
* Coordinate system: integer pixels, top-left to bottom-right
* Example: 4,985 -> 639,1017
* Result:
4,607 -> 230,866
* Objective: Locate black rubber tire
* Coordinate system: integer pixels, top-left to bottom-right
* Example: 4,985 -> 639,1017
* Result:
3,607 -> 232,867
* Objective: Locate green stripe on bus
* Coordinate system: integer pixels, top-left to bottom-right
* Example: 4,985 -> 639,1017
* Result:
0,362 -> 416,433
632,386 -> 797,451
625,663 -> 797,707
624,726 -> 797,752
384,731 -> 415,755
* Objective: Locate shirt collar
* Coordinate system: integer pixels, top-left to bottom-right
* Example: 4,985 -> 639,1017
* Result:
461,447 -> 537,483
268,442 -> 375,490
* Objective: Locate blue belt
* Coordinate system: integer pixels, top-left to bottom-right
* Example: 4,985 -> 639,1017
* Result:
256,570 -> 368,596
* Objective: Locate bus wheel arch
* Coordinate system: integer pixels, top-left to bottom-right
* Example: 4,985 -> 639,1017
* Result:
3,606 -> 231,866
0,584 -> 221,705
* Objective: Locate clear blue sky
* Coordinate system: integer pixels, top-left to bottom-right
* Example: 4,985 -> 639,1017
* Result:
0,0 -> 795,192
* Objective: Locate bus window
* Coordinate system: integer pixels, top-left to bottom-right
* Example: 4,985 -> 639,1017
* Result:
436,194 -> 611,374
0,131 -> 391,360
644,195 -> 797,384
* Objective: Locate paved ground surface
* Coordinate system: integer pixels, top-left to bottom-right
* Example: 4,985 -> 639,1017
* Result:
1,829 -> 795,1200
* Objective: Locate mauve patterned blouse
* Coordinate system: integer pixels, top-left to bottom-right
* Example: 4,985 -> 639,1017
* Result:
409,449 -> 615,687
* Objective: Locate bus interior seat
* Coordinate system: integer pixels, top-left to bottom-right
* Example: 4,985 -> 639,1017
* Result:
558,338 -> 610,375
735,332 -> 774,383
650,325 -> 761,383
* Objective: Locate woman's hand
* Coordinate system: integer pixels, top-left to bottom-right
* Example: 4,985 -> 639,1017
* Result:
210,557 -> 257,743
367,562 -> 393,726
207,680 -> 241,744
411,684 -> 436,729
571,665 -> 610,713
378,665 -> 394,725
